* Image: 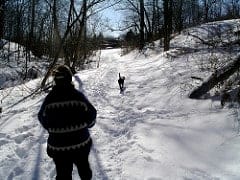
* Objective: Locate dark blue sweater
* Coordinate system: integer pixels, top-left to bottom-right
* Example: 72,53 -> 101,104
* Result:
38,84 -> 96,157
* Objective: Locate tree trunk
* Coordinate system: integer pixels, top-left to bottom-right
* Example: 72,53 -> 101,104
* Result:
203,0 -> 209,22
163,0 -> 172,51
189,56 -> 240,99
0,0 -> 5,39
169,0 -> 173,34
40,1 -> 86,88
152,0 -> 156,35
83,0 -> 87,60
30,0 -> 36,46
139,0 -> 145,50
52,0 -> 61,53
176,0 -> 183,34
70,0 -> 87,72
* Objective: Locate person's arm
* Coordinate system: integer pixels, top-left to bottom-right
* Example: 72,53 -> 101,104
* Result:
85,101 -> 97,128
79,92 -> 97,128
38,98 -> 48,129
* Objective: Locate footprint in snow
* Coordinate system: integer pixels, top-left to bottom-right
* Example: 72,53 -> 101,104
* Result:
0,133 -> 11,147
15,147 -> 28,158
137,144 -> 154,153
13,132 -> 34,144
0,133 -> 7,138
15,124 -> 35,134
0,139 -> 10,146
117,147 -> 129,154
7,167 -> 24,180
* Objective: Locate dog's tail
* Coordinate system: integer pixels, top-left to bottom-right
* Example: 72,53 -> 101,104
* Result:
119,73 -> 121,78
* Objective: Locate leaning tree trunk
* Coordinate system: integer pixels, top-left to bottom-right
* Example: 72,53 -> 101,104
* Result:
40,0 -> 87,89
189,55 -> 240,99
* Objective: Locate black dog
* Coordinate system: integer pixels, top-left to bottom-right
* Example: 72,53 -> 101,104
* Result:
118,73 -> 125,91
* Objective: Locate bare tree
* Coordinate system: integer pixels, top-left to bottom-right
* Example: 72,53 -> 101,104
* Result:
173,0 -> 183,34
163,0 -> 172,51
40,0 -> 108,88
202,0 -> 217,22
52,0 -> 61,56
0,0 -> 5,40
225,0 -> 240,18
29,0 -> 36,47
140,0 -> 145,50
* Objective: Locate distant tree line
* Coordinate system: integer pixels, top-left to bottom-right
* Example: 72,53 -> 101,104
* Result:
1,0 -> 240,57
1,0 -> 111,57
120,0 -> 240,51
0,0 -> 121,87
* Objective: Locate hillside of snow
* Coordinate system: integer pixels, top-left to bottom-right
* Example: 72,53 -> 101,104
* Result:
0,40 -> 48,89
1,19 -> 240,180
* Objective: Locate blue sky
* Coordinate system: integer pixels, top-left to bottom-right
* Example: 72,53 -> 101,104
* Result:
100,6 -> 124,37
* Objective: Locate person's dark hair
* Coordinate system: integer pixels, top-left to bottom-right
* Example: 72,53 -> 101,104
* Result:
52,65 -> 73,85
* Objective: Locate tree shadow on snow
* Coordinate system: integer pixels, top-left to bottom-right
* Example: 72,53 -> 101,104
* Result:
31,128 -> 47,180
91,142 -> 109,180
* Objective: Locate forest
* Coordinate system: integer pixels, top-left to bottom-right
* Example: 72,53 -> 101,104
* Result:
1,0 -> 240,97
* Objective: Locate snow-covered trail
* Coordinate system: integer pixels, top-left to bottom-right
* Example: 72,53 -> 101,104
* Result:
77,49 -> 239,179
0,46 -> 240,180
78,49 -> 137,179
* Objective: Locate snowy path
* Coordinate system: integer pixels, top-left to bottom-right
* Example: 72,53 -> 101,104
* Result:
80,50 -> 137,179
1,44 -> 240,179
75,49 -> 239,179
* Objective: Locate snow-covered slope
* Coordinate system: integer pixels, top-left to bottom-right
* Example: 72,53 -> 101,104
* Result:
0,40 -> 47,89
1,20 -> 240,180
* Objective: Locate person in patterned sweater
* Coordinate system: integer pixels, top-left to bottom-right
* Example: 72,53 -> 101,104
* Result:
38,65 -> 97,180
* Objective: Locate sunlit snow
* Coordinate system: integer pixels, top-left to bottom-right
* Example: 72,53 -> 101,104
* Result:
1,19 -> 240,180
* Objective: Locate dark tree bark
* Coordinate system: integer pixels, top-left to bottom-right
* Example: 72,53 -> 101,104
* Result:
69,0 -> 87,72
139,0 -> 145,50
176,0 -> 183,34
83,0 -> 87,60
163,0 -> 172,51
52,0 -> 61,53
152,0 -> 157,35
0,0 -> 5,39
29,0 -> 36,46
203,0 -> 209,22
41,0 -> 90,88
